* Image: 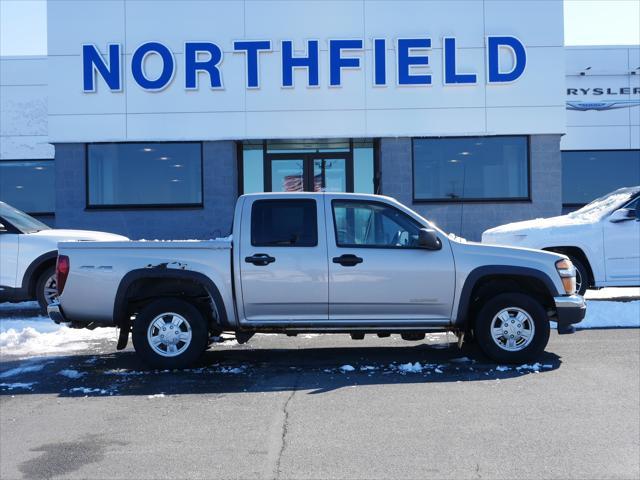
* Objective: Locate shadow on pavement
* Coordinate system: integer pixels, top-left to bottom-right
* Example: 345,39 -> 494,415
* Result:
0,341 -> 561,397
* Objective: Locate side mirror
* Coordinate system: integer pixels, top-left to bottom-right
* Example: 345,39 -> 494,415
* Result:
609,208 -> 635,223
418,228 -> 442,250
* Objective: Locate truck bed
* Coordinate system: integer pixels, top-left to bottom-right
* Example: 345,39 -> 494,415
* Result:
58,239 -> 234,325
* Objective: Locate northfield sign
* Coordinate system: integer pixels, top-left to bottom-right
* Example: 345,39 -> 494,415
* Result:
82,36 -> 527,92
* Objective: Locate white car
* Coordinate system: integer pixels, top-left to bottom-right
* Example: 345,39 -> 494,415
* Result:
0,201 -> 128,310
482,186 -> 640,295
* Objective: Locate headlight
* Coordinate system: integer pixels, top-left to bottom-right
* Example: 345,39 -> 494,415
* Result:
556,259 -> 577,294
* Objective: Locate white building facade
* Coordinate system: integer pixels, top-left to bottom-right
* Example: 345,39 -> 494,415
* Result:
0,1 -> 638,239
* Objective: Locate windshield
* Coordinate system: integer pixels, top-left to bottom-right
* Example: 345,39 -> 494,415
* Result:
0,202 -> 51,233
569,186 -> 640,221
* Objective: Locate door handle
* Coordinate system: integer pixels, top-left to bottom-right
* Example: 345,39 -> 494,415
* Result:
332,254 -> 363,267
245,253 -> 276,266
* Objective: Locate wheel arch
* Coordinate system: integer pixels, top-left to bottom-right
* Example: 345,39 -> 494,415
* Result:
113,269 -> 230,333
542,246 -> 594,287
22,251 -> 57,298
455,266 -> 559,328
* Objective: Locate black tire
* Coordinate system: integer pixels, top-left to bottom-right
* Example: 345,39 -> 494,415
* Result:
568,256 -> 589,296
475,293 -> 550,364
35,266 -> 57,312
132,298 -> 209,369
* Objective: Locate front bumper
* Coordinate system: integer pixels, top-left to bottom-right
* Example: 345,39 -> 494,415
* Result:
47,302 -> 68,325
553,294 -> 586,334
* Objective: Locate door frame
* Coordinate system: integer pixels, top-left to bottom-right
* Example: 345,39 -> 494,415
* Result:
264,152 -> 354,192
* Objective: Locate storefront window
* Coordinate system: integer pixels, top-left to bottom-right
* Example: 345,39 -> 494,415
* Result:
562,150 -> 640,206
87,143 -> 202,207
0,160 -> 55,213
241,139 -> 376,194
413,136 -> 529,201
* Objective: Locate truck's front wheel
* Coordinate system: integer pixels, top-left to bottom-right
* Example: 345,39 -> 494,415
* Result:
475,293 -> 550,364
132,298 -> 208,369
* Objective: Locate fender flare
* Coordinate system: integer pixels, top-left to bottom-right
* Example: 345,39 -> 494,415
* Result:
21,251 -> 57,294
113,268 -> 230,329
455,265 -> 560,325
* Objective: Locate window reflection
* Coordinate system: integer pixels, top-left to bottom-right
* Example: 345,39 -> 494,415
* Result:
0,160 -> 55,213
562,150 -> 640,205
413,136 -> 529,201
87,143 -> 202,207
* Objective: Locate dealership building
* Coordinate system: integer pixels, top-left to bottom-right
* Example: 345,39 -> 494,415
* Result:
1,0 -> 639,240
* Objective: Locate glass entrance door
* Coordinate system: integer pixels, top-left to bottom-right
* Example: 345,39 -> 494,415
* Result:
266,155 -> 351,192
312,157 -> 347,192
244,138 -> 375,194
270,159 -> 305,192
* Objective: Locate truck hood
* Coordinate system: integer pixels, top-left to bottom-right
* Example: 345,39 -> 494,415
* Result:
452,238 -> 565,263
483,214 -> 594,236
29,229 -> 129,242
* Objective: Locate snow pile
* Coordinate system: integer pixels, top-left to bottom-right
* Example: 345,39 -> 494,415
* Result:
359,365 -> 377,371
1,315 -> 116,357
58,369 -> 87,379
398,362 -> 423,373
0,382 -> 36,390
0,360 -> 50,378
220,366 -> 245,374
68,387 -> 111,395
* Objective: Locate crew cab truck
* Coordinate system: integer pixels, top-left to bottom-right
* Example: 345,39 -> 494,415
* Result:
49,193 -> 586,368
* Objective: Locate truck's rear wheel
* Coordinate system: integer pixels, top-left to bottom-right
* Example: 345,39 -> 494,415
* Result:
132,298 -> 208,369
475,293 -> 550,364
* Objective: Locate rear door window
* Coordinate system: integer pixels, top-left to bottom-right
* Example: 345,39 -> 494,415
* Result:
251,199 -> 318,247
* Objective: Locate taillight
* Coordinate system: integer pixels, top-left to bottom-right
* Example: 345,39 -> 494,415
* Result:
56,255 -> 70,296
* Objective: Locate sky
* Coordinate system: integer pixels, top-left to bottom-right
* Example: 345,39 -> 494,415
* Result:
0,0 -> 639,56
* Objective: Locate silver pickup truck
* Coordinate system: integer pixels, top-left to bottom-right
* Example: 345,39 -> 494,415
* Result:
49,193 -> 586,368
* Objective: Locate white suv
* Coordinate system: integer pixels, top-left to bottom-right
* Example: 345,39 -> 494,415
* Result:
482,186 -> 640,295
0,201 -> 128,310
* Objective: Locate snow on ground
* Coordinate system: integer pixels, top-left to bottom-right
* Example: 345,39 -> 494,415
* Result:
1,311 -> 116,358
584,287 -> 640,300
0,382 -> 36,390
0,360 -> 51,378
58,369 -> 87,379
573,300 -> 639,329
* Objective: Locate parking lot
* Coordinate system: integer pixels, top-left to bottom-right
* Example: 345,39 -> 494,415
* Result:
1,301 -> 639,480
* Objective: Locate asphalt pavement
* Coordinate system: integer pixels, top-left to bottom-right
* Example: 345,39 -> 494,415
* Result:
1,326 -> 639,480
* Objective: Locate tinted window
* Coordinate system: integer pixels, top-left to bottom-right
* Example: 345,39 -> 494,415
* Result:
0,160 -> 54,213
562,150 -> 640,205
251,200 -> 317,247
333,200 -> 422,248
624,196 -> 640,211
87,143 -> 202,207
413,136 -> 529,201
